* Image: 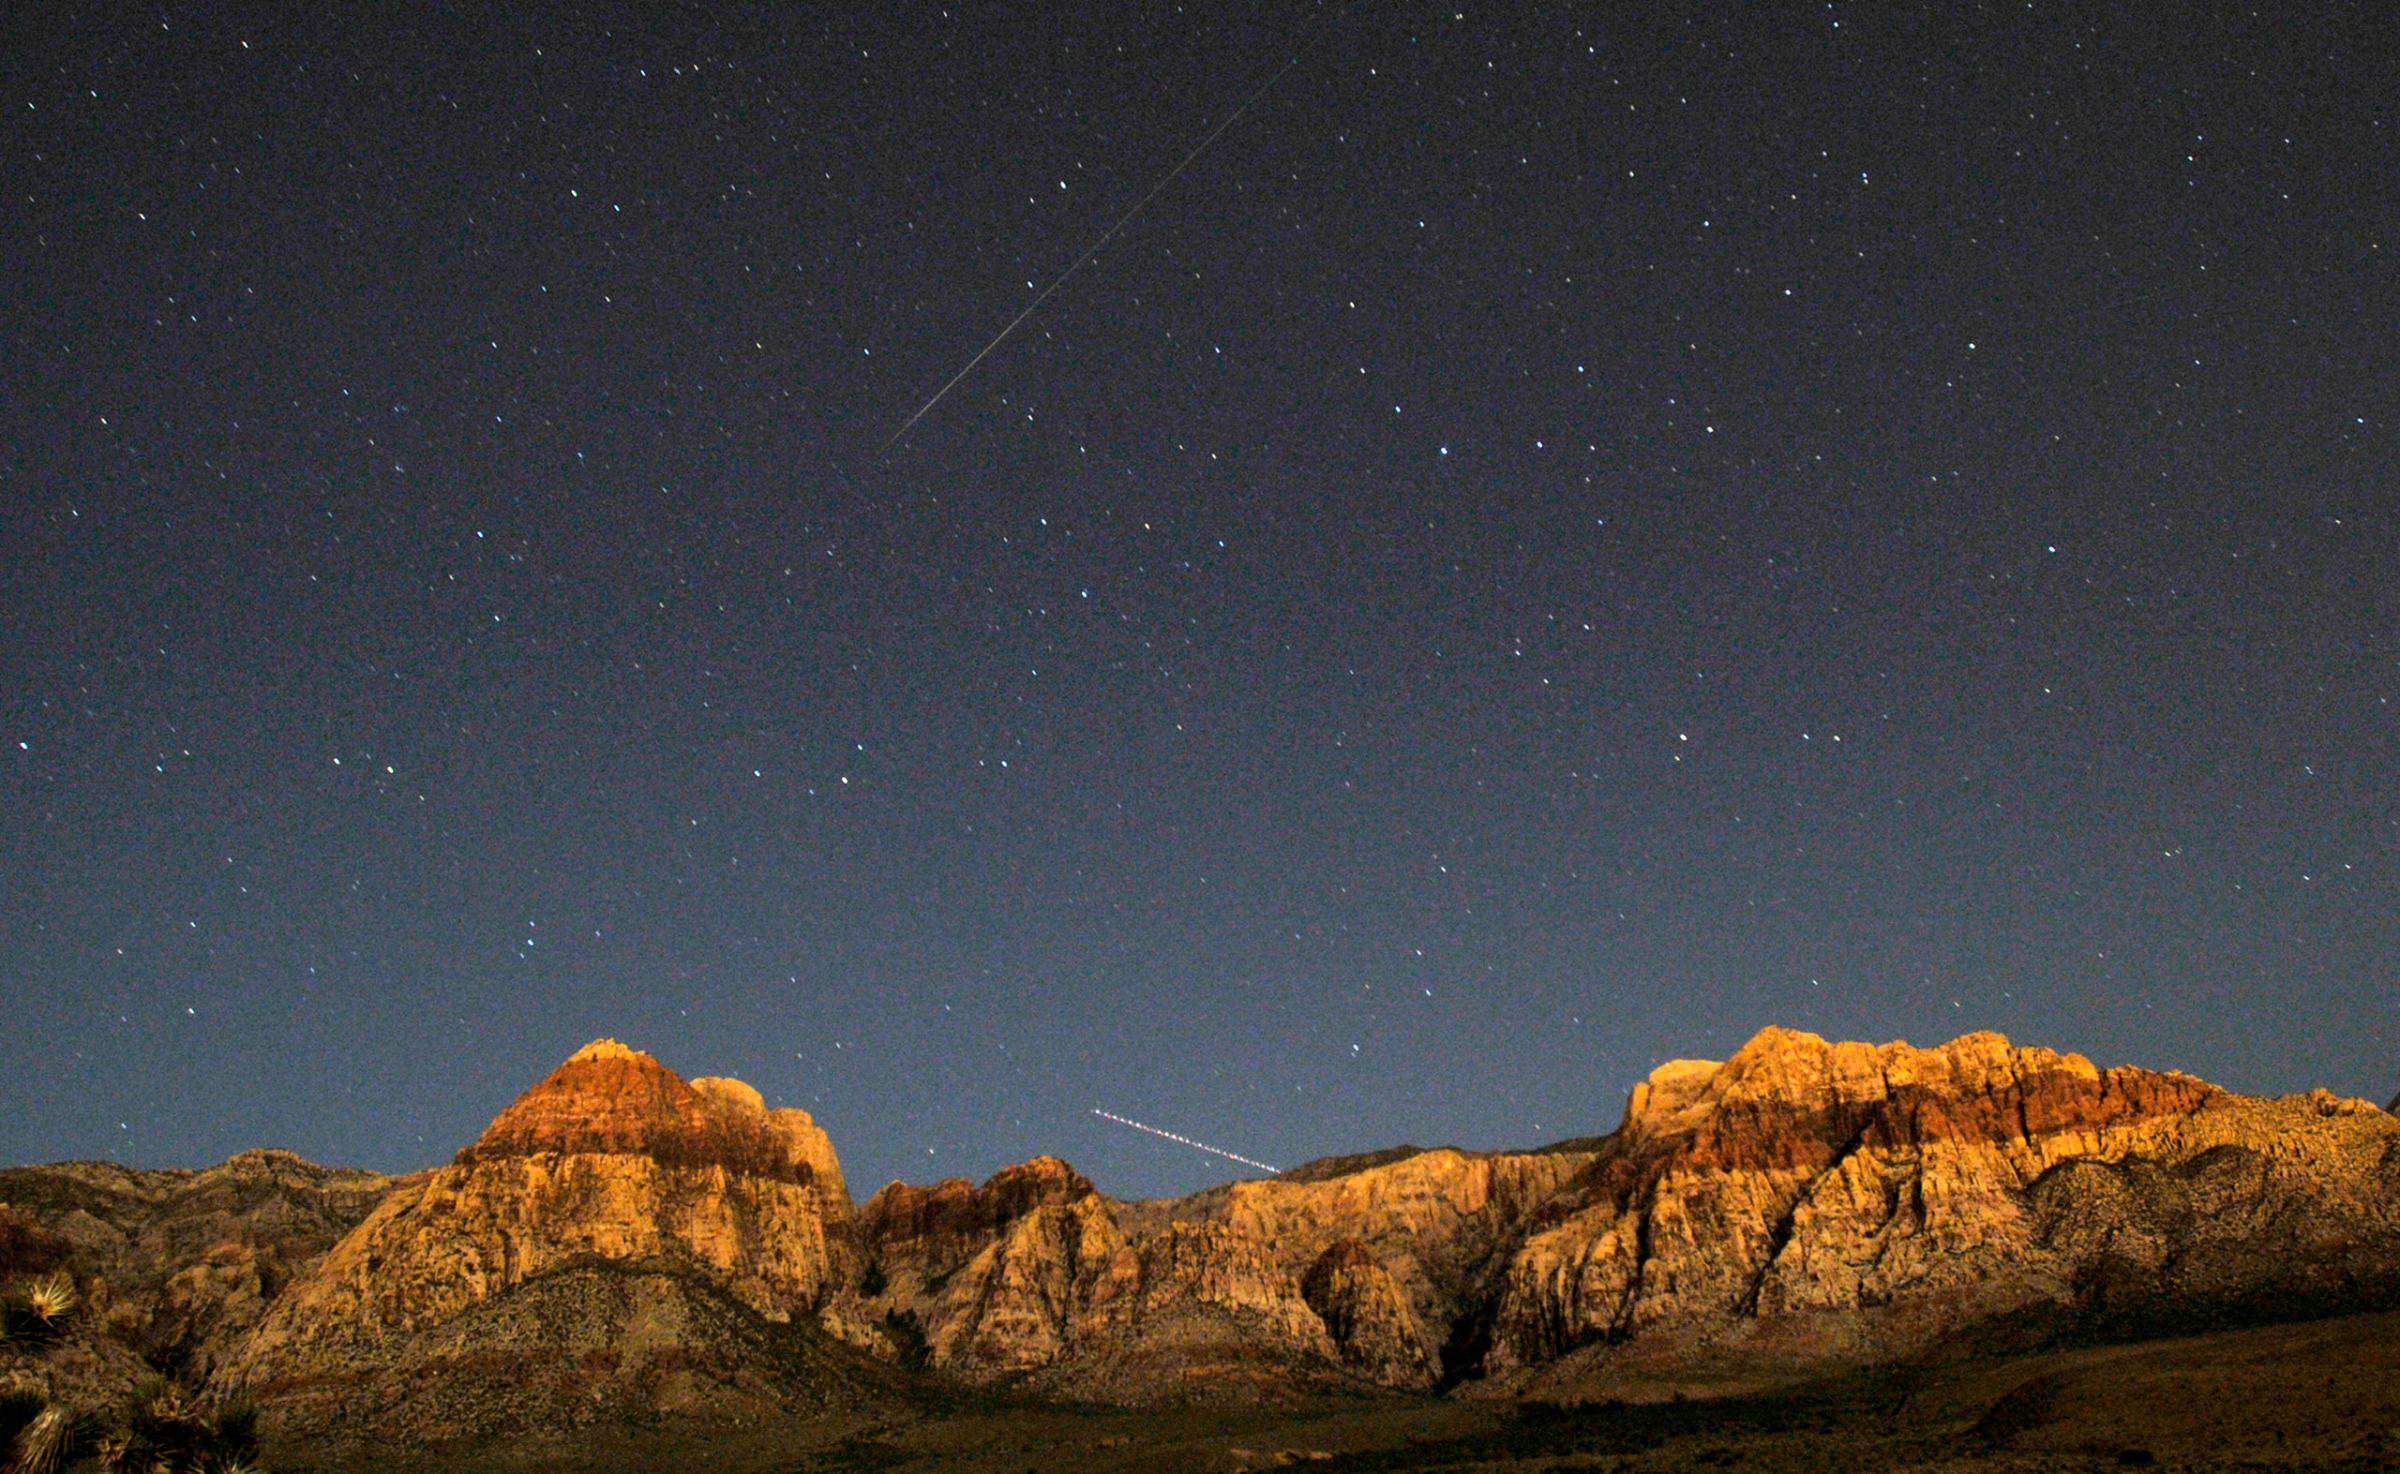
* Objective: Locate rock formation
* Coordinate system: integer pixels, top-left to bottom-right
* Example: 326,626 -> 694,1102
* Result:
216,1040 -> 869,1436
859,1157 -> 1356,1400
0,1148 -> 388,1401
4,1025 -> 2396,1450
1143,1142 -> 1598,1381
1479,1028 -> 2400,1390
851,1141 -> 1612,1397
1301,1238 -> 1438,1385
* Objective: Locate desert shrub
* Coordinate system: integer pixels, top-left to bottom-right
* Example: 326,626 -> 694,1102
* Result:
1,1273 -> 266,1473
0,1276 -> 77,1347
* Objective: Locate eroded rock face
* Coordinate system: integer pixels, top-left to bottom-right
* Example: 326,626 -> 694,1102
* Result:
847,1028 -> 2400,1398
9,1024 -> 2397,1432
1019,1218 -> 1351,1403
458,1040 -> 844,1196
222,1040 -> 857,1409
861,1159 -> 1119,1373
0,1149 -> 390,1392
1148,1144 -> 1596,1374
863,1156 -> 1094,1285
1482,1028 -> 2400,1381
860,1159 -> 1369,1398
1301,1239 -> 1438,1386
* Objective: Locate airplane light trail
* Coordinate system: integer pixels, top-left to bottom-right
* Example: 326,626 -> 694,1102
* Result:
1091,1109 -> 1280,1175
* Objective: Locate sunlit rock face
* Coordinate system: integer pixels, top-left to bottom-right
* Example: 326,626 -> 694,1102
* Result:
1151,1143 -> 1597,1366
11,1025 -> 2397,1438
223,1040 -> 858,1404
1301,1237 -> 1439,1386
859,1156 -> 1367,1399
460,1040 -> 848,1204
1483,1028 -> 2400,1379
853,1142 -> 1595,1397
857,1029 -> 2400,1398
858,1156 -> 1121,1372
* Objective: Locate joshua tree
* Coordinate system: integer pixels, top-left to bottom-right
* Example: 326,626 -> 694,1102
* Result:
0,1275 -> 76,1348
2,1273 -> 92,1474
0,1274 -> 261,1474
90,1379 -> 260,1474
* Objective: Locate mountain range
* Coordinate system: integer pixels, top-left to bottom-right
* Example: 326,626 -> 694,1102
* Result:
3,1027 -> 2395,1469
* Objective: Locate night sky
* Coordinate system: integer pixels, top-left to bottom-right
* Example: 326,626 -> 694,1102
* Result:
3,2 -> 2394,1200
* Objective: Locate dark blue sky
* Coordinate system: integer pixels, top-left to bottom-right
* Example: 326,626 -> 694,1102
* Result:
3,1 -> 2393,1200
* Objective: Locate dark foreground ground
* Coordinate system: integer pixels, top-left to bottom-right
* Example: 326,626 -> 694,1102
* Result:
282,1309 -> 2400,1474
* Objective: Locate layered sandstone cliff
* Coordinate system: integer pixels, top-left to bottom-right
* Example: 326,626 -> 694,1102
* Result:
219,1040 -> 865,1429
5,1024 -> 2395,1441
1301,1237 -> 1440,1385
1480,1028 -> 2400,1388
849,1138 -> 1617,1397
1146,1143 -> 1598,1377
858,1158 -> 1358,1400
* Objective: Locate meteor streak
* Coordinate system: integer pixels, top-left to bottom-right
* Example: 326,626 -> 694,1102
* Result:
885,7 -> 1338,450
1091,1108 -> 1279,1175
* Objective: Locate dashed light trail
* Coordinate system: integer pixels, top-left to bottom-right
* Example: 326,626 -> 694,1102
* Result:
1091,1109 -> 1280,1175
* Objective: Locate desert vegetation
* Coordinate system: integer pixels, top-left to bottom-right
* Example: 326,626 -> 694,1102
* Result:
0,1274 -> 264,1474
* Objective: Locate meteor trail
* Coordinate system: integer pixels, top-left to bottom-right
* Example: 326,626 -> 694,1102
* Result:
885,9 -> 1336,451
1091,1109 -> 1280,1175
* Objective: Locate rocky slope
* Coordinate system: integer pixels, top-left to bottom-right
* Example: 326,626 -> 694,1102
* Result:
1479,1029 -> 2400,1392
1140,1143 -> 1599,1378
857,1157 -> 1352,1400
215,1040 -> 875,1437
0,1149 -> 389,1408
850,1029 -> 2398,1402
851,1141 -> 1605,1398
4,1026 -> 2396,1449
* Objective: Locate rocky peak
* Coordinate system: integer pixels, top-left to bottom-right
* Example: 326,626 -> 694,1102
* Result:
987,1154 -> 1095,1203
1605,1027 -> 2222,1172
1710,1026 -> 2105,1108
691,1075 -> 767,1113
226,1039 -> 859,1404
1482,1027 -> 2386,1379
863,1156 -> 1095,1274
694,1075 -> 849,1202
1619,1058 -> 1720,1140
458,1041 -> 840,1194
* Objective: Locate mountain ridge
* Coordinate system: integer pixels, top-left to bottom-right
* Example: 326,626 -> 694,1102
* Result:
4,1024 -> 2395,1461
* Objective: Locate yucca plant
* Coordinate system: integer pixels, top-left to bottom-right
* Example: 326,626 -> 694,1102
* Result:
16,1282 -> 71,1330
4,1403 -> 101,1474
95,1377 -> 263,1474
3,1272 -> 96,1474
0,1390 -> 41,1446
2,1271 -> 268,1473
1,1276 -> 76,1349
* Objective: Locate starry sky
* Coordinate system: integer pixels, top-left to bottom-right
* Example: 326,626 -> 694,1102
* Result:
3,2 -> 2394,1200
